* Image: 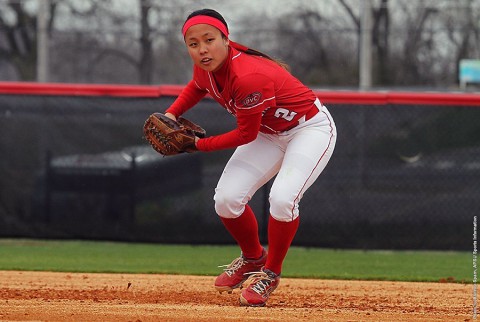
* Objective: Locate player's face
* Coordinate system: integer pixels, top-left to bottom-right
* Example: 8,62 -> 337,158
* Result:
184,24 -> 229,72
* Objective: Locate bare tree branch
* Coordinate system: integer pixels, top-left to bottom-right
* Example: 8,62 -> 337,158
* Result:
338,0 -> 360,29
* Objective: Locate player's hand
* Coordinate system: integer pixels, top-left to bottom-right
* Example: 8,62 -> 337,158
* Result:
165,112 -> 177,121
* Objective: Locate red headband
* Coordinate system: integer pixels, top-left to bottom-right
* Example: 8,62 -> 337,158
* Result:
182,15 -> 229,38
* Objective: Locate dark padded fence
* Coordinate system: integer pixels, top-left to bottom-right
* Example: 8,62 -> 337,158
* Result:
0,85 -> 478,250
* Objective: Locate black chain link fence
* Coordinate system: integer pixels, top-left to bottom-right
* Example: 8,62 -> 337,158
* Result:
0,88 -> 478,250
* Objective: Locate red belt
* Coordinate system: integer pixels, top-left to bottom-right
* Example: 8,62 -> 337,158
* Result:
304,104 -> 320,121
282,103 -> 320,132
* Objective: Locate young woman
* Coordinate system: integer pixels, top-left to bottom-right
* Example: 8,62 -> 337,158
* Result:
165,8 -> 337,307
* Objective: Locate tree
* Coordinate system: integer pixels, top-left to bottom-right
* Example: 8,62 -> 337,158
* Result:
0,0 -> 56,81
49,0 -> 195,84
83,0 -> 155,84
272,7 -> 358,86
444,0 -> 480,85
396,1 -> 440,85
338,0 -> 392,85
139,0 -> 153,84
2,0 -> 479,87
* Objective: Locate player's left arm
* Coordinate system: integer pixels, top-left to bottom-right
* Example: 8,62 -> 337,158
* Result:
195,110 -> 262,152
196,74 -> 274,152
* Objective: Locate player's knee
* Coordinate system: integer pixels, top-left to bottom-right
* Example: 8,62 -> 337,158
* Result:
269,191 -> 299,222
214,188 -> 244,219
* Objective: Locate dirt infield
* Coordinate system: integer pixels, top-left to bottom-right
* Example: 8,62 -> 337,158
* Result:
0,270 -> 471,321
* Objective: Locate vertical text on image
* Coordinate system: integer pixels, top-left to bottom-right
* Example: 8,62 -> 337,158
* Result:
473,216 -> 477,320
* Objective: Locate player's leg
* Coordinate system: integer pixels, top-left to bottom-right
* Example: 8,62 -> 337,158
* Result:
266,106 -> 336,274
240,106 -> 337,306
214,133 -> 284,293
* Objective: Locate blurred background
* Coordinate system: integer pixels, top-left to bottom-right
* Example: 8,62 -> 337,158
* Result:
0,0 -> 479,250
1,0 -> 480,88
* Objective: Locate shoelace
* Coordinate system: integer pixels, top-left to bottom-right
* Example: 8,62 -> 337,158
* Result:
243,271 -> 276,295
218,257 -> 245,277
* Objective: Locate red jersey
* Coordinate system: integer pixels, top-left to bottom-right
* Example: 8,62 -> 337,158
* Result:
166,46 -> 317,152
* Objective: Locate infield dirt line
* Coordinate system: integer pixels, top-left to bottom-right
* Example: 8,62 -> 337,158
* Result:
0,271 -> 471,322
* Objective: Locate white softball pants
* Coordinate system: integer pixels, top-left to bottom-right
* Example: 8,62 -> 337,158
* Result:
214,100 -> 337,222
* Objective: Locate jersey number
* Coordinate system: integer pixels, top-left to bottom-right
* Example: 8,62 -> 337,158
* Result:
274,108 -> 297,121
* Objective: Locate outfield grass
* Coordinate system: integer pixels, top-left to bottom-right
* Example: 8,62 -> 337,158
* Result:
0,239 -> 471,283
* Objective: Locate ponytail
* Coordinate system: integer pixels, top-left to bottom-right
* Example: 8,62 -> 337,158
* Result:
229,40 -> 291,72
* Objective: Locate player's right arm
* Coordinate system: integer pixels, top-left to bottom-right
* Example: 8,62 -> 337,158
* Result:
165,80 -> 207,120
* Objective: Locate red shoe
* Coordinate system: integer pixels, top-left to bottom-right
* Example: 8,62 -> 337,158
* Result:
214,249 -> 267,293
239,268 -> 280,307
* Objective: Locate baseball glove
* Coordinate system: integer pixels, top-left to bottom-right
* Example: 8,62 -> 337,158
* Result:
143,113 -> 206,156
177,116 -> 206,138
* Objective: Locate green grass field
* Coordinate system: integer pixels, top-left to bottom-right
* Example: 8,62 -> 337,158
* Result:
0,239 -> 471,283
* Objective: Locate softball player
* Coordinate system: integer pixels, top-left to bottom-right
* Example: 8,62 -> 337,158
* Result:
165,8 -> 337,307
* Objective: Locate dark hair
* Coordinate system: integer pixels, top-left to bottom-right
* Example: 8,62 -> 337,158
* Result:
185,9 -> 290,72
186,9 -> 229,32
